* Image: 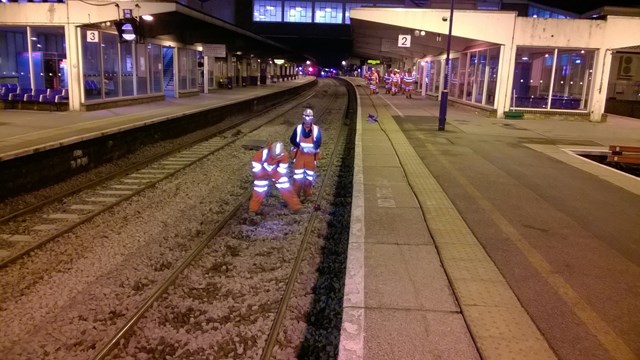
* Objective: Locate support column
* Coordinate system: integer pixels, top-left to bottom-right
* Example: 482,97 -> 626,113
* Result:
66,24 -> 81,111
203,56 -> 209,93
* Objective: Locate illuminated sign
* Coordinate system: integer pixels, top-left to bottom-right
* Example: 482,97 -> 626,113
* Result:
274,59 -> 285,64
115,19 -> 139,42
366,59 -> 381,64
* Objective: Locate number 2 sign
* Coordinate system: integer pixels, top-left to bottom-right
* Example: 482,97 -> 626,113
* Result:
398,35 -> 411,48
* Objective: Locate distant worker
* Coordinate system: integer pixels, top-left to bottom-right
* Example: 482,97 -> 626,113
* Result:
249,141 -> 301,214
390,70 -> 400,96
290,108 -> 322,201
403,69 -> 415,99
384,70 -> 392,94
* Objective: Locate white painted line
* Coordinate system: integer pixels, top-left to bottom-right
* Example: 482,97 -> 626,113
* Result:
7,235 -> 33,242
339,85 -> 365,360
110,185 -> 141,189
70,204 -> 101,210
97,190 -> 132,195
44,213 -> 80,219
32,224 -> 59,230
85,197 -> 119,202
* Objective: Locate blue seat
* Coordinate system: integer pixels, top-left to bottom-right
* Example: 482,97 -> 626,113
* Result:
25,89 -> 48,102
0,84 -> 18,101
8,87 -> 32,101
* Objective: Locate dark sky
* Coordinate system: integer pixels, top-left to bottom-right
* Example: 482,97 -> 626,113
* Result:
534,0 -> 640,14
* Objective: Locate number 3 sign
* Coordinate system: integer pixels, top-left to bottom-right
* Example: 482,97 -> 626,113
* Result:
398,35 -> 411,48
87,31 -> 99,43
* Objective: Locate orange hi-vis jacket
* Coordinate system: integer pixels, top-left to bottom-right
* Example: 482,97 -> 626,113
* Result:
249,146 -> 301,213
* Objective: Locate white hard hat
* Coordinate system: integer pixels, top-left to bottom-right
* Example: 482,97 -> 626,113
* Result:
270,142 -> 284,157
303,109 -> 313,118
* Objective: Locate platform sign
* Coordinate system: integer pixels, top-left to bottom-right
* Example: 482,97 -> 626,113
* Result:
398,35 -> 411,47
203,44 -> 226,58
87,31 -> 99,43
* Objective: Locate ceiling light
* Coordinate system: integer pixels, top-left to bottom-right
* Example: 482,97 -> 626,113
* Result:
141,14 -> 153,21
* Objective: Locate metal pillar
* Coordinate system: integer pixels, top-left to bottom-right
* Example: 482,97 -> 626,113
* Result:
438,0 -> 455,131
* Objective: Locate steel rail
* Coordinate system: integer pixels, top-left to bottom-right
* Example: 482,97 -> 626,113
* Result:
0,90 -> 317,225
0,91 -> 319,268
261,78 -> 350,359
92,79 -> 346,360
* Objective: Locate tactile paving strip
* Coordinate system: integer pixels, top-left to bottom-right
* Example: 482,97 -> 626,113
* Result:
373,106 -> 557,359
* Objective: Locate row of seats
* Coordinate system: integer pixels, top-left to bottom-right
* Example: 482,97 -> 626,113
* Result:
1,84 -> 68,110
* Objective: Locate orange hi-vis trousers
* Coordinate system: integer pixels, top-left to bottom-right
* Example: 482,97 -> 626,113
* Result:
292,151 -> 317,199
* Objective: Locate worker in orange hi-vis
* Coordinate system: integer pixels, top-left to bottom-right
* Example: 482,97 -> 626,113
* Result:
289,108 -> 322,201
249,141 -> 301,215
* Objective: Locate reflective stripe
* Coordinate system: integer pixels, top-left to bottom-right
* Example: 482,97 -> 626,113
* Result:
252,162 -> 262,172
264,163 -> 275,171
276,177 -> 290,189
254,186 -> 268,192
277,167 -> 288,174
254,180 -> 269,186
296,124 -> 319,144
304,170 -> 315,176
293,173 -> 304,179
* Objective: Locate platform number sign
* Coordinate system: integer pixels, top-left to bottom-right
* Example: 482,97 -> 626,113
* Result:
87,31 -> 99,43
398,35 -> 411,48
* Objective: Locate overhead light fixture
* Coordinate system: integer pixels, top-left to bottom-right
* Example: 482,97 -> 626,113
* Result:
141,14 -> 153,21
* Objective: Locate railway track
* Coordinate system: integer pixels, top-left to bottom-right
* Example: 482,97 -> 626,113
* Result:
94,78 -> 349,359
0,78 -> 355,359
0,88 -> 322,268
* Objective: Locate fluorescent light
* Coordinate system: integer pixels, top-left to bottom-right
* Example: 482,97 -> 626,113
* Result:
141,14 -> 153,21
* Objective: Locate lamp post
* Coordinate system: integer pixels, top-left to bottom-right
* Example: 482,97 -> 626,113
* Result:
438,0 -> 455,131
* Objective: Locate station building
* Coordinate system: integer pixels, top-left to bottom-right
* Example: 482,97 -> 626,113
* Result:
347,4 -> 640,121
2,0 -> 639,121
0,0 -> 301,111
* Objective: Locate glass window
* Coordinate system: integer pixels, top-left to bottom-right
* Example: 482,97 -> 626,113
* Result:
315,2 -> 343,24
465,52 -> 477,102
345,3 -> 372,24
449,57 -> 459,98
190,50 -> 199,90
136,43 -> 148,95
485,47 -> 500,106
120,42 -> 134,96
455,54 -> 467,100
149,43 -> 162,94
30,26 -> 66,91
178,48 -> 198,91
474,50 -> 487,103
433,59 -> 441,94
81,28 -> 102,101
285,1 -> 312,23
550,49 -> 594,110
102,32 -> 119,99
0,27 -> 28,89
253,1 -> 282,22
512,47 -> 555,109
